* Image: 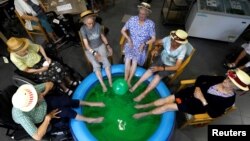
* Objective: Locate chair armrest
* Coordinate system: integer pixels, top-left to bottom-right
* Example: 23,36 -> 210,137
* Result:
193,113 -> 212,119
180,79 -> 196,85
119,35 -> 126,46
176,79 -> 196,92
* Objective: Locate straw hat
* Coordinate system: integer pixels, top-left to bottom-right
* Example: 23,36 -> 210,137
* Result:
12,84 -> 38,112
170,29 -> 188,44
228,69 -> 250,91
80,10 -> 97,20
7,37 -> 29,53
137,2 -> 152,13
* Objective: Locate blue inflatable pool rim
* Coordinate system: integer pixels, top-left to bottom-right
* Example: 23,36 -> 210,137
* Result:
70,64 -> 175,141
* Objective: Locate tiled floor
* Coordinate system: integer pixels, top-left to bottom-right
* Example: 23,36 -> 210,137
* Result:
1,0 -> 250,141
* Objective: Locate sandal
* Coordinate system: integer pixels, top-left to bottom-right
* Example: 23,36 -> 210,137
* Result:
65,89 -> 73,96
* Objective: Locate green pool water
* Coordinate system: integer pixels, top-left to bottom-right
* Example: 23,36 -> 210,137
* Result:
83,76 -> 161,141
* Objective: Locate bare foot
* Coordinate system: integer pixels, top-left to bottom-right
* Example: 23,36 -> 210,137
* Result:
102,86 -> 107,93
89,102 -> 105,107
87,117 -> 104,123
127,80 -> 131,88
135,104 -> 147,109
109,80 -> 113,88
129,86 -> 135,93
133,94 -> 145,102
133,113 -> 149,119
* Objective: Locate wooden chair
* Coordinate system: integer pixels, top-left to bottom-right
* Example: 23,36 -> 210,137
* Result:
149,42 -> 195,85
168,43 -> 195,85
78,31 -> 113,70
14,10 -> 49,43
177,79 -> 237,129
119,32 -> 153,67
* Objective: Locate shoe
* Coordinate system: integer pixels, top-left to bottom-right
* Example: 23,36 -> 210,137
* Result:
65,89 -> 73,96
70,81 -> 78,87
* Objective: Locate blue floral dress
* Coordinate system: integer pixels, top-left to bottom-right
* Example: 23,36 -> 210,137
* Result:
122,16 -> 155,66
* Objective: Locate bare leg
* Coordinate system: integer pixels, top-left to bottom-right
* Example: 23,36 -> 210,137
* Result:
75,114 -> 104,123
127,59 -> 137,88
135,95 -> 176,109
124,58 -> 131,85
133,103 -> 178,119
80,101 -> 105,107
105,67 -> 112,87
95,70 -> 107,92
48,32 -> 56,42
133,74 -> 161,102
59,82 -> 68,92
129,69 -> 153,92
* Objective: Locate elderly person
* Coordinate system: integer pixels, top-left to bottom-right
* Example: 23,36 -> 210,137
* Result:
79,10 -> 113,92
130,29 -> 189,102
133,69 -> 250,119
12,82 -> 105,140
14,0 -> 60,43
7,37 -> 75,95
121,2 -> 156,87
226,42 -> 250,72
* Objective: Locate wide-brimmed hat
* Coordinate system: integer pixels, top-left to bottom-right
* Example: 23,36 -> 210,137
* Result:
228,69 -> 250,91
7,37 -> 29,53
12,84 -> 38,112
80,10 -> 97,21
137,2 -> 152,13
170,29 -> 188,44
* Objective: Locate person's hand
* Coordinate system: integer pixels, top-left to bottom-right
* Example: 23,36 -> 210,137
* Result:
194,87 -> 205,102
32,16 -> 39,22
107,46 -> 113,56
46,109 -> 61,120
45,57 -> 52,66
94,52 -> 102,62
150,66 -> 164,72
127,38 -> 133,48
139,44 -> 144,53
151,49 -> 159,57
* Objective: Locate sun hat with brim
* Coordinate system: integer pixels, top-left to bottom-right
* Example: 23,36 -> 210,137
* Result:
80,10 -> 97,21
12,84 -> 38,112
170,29 -> 188,44
228,69 -> 250,91
137,2 -> 152,13
7,37 -> 29,53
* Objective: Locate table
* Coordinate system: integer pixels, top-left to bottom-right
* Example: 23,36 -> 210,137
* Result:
46,0 -> 87,15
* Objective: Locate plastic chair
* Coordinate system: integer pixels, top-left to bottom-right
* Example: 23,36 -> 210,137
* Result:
78,30 -> 113,70
14,10 -> 49,43
119,32 -> 153,67
177,79 -> 237,129
149,42 -> 195,85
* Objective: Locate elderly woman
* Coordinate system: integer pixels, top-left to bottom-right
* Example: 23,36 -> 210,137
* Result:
130,29 -> 189,102
7,37 -> 75,95
133,69 -> 250,119
14,0 -> 60,43
12,82 -> 105,140
121,2 -> 156,87
79,10 -> 113,92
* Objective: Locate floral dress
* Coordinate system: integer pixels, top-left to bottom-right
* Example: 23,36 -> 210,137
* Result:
122,16 -> 155,66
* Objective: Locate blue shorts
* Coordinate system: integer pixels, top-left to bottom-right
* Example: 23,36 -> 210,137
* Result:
45,95 -> 79,119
